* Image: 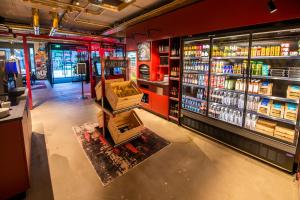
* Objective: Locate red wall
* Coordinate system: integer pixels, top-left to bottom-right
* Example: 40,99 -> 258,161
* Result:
126,0 -> 300,50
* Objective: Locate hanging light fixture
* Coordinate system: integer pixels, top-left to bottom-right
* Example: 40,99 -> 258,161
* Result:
49,12 -> 59,36
268,0 -> 277,13
32,8 -> 40,35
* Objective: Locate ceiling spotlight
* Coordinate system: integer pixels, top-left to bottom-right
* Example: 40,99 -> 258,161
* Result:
123,0 -> 132,3
268,0 -> 277,13
75,1 -> 80,6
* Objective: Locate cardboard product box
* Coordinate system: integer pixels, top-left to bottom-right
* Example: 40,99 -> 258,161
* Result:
270,102 -> 285,119
108,110 -> 144,145
255,118 -> 276,136
274,126 -> 295,143
284,103 -> 298,122
287,85 -> 300,100
258,98 -> 273,116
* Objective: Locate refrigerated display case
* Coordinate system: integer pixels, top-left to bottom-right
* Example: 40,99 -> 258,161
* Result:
180,27 -> 300,172
182,38 -> 210,116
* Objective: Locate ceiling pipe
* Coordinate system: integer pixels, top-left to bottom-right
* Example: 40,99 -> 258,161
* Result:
49,12 -> 59,36
32,8 -> 40,35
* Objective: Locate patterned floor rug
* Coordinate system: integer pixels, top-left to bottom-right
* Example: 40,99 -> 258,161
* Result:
72,123 -> 170,186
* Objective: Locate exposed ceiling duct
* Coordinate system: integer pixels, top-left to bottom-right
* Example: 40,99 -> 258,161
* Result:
32,8 -> 40,35
49,12 -> 59,36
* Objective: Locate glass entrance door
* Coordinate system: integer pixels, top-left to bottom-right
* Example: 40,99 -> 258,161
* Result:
52,50 -> 78,83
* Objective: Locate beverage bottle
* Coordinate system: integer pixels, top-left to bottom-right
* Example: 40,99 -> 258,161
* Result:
245,113 -> 251,129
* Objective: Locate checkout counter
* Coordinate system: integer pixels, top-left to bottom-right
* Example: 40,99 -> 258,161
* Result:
0,89 -> 32,199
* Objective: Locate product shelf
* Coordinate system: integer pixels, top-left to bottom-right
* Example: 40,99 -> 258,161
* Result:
251,56 -> 300,60
170,77 -> 180,81
210,87 -> 245,94
212,56 -> 248,60
209,102 -> 244,112
183,70 -> 208,74
169,115 -> 179,122
251,75 -> 300,82
182,95 -> 207,103
169,97 -> 179,101
211,73 -> 245,77
182,83 -> 207,88
184,56 -> 209,60
248,93 -> 299,104
170,56 -> 180,60
246,110 -> 296,125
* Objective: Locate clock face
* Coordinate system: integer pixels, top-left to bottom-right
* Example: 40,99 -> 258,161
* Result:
137,42 -> 150,61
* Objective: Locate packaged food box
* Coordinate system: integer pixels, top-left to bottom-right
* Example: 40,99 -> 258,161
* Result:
284,103 -> 298,122
274,126 -> 295,143
258,82 -> 273,96
258,98 -> 273,115
287,85 -> 300,100
270,102 -> 285,119
255,119 -> 276,136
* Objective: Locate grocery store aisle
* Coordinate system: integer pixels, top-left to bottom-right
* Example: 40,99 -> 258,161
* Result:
28,82 -> 298,200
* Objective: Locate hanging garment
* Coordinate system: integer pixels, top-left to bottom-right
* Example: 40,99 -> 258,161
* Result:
5,62 -> 18,74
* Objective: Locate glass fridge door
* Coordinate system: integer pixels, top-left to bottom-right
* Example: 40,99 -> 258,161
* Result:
208,34 -> 250,127
245,28 -> 300,145
182,38 -> 210,115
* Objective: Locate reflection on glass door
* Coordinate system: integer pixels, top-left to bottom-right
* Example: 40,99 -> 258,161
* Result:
14,49 -> 25,74
52,50 -> 78,83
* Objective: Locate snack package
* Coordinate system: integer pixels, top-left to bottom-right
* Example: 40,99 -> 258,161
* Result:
258,98 -> 273,115
270,102 -> 284,119
287,85 -> 300,99
284,103 -> 298,122
274,126 -> 295,143
258,82 -> 273,95
255,118 -> 276,136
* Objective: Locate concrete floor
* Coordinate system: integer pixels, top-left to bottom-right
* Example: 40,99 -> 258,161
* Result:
27,81 -> 299,200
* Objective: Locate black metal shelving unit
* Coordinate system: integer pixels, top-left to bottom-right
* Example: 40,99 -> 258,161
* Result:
180,26 -> 300,172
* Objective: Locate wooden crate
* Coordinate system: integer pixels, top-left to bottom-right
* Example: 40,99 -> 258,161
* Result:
108,110 -> 144,145
106,80 -> 143,110
95,78 -> 124,101
97,110 -> 103,128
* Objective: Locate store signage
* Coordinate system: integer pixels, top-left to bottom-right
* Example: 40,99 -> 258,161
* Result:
137,42 -> 150,61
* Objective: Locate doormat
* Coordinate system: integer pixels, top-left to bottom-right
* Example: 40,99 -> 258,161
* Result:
72,123 -> 170,186
32,81 -> 47,90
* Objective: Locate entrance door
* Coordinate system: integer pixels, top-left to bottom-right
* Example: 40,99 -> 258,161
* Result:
52,50 -> 78,83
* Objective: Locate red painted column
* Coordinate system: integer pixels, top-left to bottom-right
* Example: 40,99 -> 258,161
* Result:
22,36 -> 33,110
88,43 -> 95,97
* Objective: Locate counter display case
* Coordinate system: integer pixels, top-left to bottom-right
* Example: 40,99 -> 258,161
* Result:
180,27 -> 300,172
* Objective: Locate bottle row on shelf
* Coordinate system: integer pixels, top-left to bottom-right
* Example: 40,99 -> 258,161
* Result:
211,76 -> 246,91
251,43 -> 299,57
183,44 -> 210,57
183,74 -> 208,86
170,103 -> 179,118
211,60 -> 247,74
158,45 -> 169,53
170,67 -> 180,77
210,90 -> 245,110
183,60 -> 209,72
171,48 -> 180,57
208,104 -> 243,126
212,45 -> 248,57
170,86 -> 179,98
182,96 -> 207,115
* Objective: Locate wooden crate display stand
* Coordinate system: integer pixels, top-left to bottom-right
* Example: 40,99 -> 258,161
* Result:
95,58 -> 144,146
